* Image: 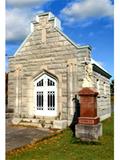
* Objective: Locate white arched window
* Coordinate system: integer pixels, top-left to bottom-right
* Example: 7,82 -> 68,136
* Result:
34,74 -> 57,116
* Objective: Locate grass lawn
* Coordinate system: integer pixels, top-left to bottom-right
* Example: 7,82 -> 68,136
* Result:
6,114 -> 114,160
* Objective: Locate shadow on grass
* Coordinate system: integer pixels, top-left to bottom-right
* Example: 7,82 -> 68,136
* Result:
70,136 -> 101,145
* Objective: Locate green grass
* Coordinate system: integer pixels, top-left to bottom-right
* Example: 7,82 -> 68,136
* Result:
7,114 -> 114,160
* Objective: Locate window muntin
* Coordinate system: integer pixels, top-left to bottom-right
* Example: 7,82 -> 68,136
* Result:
37,79 -> 43,86
48,91 -> 55,110
37,91 -> 43,110
47,79 -> 55,86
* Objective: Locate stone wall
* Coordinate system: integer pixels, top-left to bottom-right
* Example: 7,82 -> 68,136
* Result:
77,48 -> 91,90
93,71 -> 111,120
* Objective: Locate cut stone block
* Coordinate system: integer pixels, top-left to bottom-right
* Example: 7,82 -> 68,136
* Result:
12,118 -> 22,125
75,123 -> 102,141
53,120 -> 68,129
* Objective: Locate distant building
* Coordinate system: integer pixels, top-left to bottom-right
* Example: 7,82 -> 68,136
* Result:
8,12 -> 111,128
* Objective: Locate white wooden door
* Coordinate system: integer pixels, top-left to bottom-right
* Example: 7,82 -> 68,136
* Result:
35,74 -> 57,116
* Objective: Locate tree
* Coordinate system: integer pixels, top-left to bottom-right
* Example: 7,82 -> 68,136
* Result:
110,80 -> 114,111
110,80 -> 114,96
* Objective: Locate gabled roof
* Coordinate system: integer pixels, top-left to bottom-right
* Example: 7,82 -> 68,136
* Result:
12,12 -> 91,57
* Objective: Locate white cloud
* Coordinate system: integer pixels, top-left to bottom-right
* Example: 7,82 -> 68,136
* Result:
61,0 -> 114,24
80,21 -> 93,27
6,8 -> 34,42
6,0 -> 51,42
6,0 -> 50,8
6,0 -> 52,42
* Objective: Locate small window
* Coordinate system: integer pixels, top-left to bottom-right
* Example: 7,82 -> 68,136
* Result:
37,79 -> 43,86
47,79 -> 55,86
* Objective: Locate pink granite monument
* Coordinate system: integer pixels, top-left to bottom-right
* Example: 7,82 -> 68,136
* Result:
75,87 -> 102,141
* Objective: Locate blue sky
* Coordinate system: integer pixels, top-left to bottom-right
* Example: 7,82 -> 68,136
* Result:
6,0 -> 114,78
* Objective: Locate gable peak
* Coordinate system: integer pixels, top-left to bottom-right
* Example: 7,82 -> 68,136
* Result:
31,12 -> 62,32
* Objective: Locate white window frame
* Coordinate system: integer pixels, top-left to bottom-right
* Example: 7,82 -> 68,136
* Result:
34,74 -> 57,116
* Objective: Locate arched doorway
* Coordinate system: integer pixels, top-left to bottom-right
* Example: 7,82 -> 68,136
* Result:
34,73 -> 57,116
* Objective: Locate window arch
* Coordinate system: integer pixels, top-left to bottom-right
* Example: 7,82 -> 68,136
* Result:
34,73 -> 57,116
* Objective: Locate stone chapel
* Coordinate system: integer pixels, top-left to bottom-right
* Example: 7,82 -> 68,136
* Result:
8,12 -> 111,129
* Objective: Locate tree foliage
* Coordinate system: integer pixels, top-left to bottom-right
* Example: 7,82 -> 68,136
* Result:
110,80 -> 114,96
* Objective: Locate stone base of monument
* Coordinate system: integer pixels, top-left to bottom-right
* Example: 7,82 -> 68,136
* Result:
75,123 -> 102,141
